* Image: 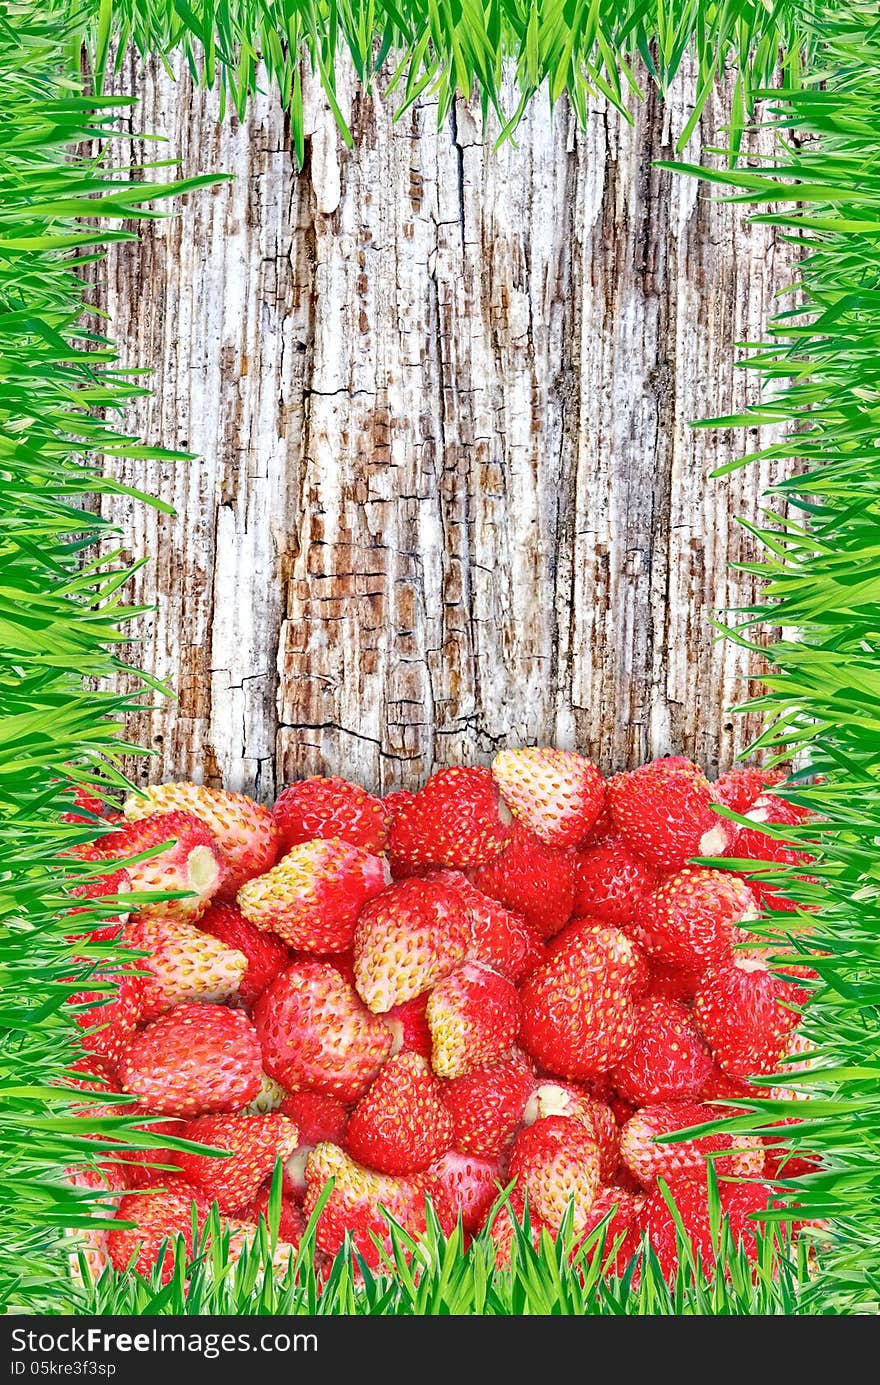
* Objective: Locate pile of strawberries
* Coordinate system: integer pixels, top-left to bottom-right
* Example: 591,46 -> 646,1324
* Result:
63,750 -> 819,1285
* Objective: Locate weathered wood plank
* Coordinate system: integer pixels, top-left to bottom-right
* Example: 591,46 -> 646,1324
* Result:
94,54 -> 795,800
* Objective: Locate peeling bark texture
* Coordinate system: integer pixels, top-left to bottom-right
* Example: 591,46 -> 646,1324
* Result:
93,54 -> 797,801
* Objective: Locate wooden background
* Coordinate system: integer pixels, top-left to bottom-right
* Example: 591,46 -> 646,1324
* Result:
93,55 -> 795,802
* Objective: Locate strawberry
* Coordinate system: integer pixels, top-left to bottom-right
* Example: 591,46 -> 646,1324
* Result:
239,1071 -> 287,1114
619,1100 -> 765,1188
727,793 -> 819,913
425,869 -> 545,982
387,766 -> 513,870
198,902 -> 291,1007
345,1052 -> 453,1175
106,1185 -> 209,1283
713,767 -> 785,816
118,1116 -> 187,1189
174,1112 -> 300,1213
638,868 -> 758,971
518,923 -> 638,1079
469,822 -> 576,939
522,1081 -> 619,1181
694,952 -> 806,1079
81,812 -> 225,923
610,998 -> 713,1104
254,961 -> 392,1103
426,1150 -> 503,1234
442,1052 -> 533,1159
220,1220 -> 299,1274
577,1186 -> 642,1277
242,1179 -> 306,1245
124,782 -> 280,896
383,993 -> 433,1058
642,1175 -> 776,1280
69,960 -> 144,1069
65,866 -> 131,943
545,916 -> 649,993
490,748 -> 605,848
279,1090 -> 348,1145
303,1142 -> 444,1270
508,1116 -> 601,1232
118,1003 -> 262,1116
237,839 -> 389,953
482,1189 -> 549,1268
60,782 -> 122,825
272,776 -> 389,855
426,963 -> 521,1078
609,760 -> 731,869
353,877 -> 470,1013
127,916 -> 247,1020
572,836 -> 659,923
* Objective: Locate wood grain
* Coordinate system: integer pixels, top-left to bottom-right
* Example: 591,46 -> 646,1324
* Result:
92,54 -> 796,800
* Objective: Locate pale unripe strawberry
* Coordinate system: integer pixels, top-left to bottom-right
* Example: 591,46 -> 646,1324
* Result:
81,812 -> 225,924
125,782 -> 280,896
426,963 -> 520,1078
254,961 -> 392,1103
491,747 -> 605,848
353,877 -> 470,1013
508,1115 -> 602,1232
237,838 -> 389,952
127,916 -> 247,1020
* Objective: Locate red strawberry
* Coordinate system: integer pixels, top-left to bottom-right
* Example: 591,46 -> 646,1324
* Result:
237,839 -> 389,953
81,812 -> 225,923
638,868 -> 758,971
254,961 -> 392,1103
610,998 -> 713,1104
279,1090 -> 348,1146
387,766 -> 513,870
508,1116 -> 601,1232
345,1052 -> 453,1175
491,748 -> 605,848
545,915 -> 649,993
69,960 -> 144,1069
713,767 -> 785,816
572,836 -> 659,923
242,1178 -> 306,1245
121,1116 -> 187,1189
118,1003 -> 262,1116
426,1150 -> 503,1234
124,782 -> 280,897
609,760 -> 731,869
383,993 -> 433,1059
518,923 -> 638,1079
642,1175 -> 776,1280
106,1185 -> 209,1283
426,963 -> 520,1078
727,793 -> 819,913
127,916 -> 247,1021
523,1081 -> 619,1181
577,1186 -> 643,1277
272,776 -> 388,855
383,791 -> 420,879
482,1188 -> 549,1268
174,1112 -> 299,1213
353,877 -> 470,1013
65,866 -> 131,943
425,869 -> 545,982
61,782 -> 122,825
619,1100 -> 764,1188
469,823 -> 576,939
442,1053 -> 534,1159
303,1143 -> 446,1270
694,952 -> 806,1079
198,902 -> 291,1007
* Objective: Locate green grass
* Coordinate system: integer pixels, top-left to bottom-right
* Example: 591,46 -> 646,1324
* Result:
3,0 -> 880,1316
